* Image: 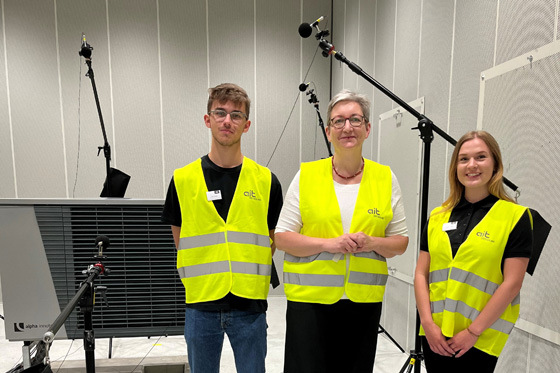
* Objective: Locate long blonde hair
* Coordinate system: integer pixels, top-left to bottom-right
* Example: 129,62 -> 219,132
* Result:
441,130 -> 514,212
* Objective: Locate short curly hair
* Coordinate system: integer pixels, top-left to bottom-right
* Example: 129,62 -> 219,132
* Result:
207,83 -> 251,119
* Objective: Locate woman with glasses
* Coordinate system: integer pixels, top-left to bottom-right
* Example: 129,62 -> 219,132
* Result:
414,131 -> 533,372
275,89 -> 409,373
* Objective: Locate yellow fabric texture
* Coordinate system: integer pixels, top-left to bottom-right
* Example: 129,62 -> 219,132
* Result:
283,157 -> 393,304
174,157 -> 272,303
420,200 -> 528,356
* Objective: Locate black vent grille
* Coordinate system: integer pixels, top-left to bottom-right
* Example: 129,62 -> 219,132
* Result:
34,204 -> 184,338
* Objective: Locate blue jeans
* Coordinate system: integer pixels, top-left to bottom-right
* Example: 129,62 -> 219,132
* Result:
184,307 -> 267,373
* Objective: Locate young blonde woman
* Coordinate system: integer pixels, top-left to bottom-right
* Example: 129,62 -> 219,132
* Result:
414,131 -> 533,372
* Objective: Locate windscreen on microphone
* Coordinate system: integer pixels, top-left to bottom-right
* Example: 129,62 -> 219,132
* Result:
299,82 -> 310,92
95,235 -> 110,249
298,23 -> 313,38
79,33 -> 93,59
80,45 -> 92,59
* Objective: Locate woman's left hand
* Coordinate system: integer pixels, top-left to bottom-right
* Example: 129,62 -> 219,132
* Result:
348,232 -> 408,258
447,329 -> 478,358
348,232 -> 372,253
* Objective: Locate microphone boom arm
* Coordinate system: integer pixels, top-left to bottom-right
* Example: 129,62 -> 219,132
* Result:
315,35 -> 518,192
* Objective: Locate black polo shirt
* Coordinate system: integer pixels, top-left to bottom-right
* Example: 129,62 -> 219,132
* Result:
420,194 -> 532,269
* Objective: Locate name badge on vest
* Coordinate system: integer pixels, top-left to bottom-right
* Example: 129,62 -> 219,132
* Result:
207,190 -> 222,201
442,221 -> 458,231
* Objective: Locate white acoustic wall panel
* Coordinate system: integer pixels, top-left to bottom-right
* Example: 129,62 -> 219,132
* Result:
371,0 -> 395,129
159,0 -> 209,191
381,276 -> 415,352
449,0 -> 497,137
256,0 -> 301,181
479,39 -> 560,372
379,97 -> 424,281
207,0 -> 256,161
108,0 -> 163,198
0,2 -> 14,198
378,98 -> 424,352
417,0 -> 455,211
393,0 -> 421,106
495,0 -> 556,65
357,0 -> 377,162
4,0 -> 67,198
0,1 -> 333,199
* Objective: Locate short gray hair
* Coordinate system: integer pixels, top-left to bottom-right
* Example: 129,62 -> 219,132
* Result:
326,89 -> 371,124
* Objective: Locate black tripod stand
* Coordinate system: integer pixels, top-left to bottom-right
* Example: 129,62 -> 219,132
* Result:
40,236 -> 111,373
299,18 -> 521,373
299,83 -> 332,157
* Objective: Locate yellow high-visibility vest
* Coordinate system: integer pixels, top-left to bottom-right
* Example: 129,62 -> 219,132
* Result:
421,200 -> 529,356
174,157 -> 272,303
283,157 -> 393,304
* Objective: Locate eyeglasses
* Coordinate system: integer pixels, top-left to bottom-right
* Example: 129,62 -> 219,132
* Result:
208,109 -> 248,123
329,115 -> 365,129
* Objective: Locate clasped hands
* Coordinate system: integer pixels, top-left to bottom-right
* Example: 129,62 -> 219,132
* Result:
425,323 -> 478,358
327,232 -> 374,254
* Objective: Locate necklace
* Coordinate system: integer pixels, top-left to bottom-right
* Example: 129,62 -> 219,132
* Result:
332,156 -> 364,179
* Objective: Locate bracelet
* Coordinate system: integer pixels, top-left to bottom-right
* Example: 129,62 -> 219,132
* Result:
467,327 -> 481,338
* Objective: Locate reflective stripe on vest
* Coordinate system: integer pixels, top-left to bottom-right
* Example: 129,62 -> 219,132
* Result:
178,260 -> 271,279
283,157 -> 393,304
179,231 -> 270,251
284,271 -> 387,287
421,200 -> 528,357
284,273 -> 345,287
430,299 -> 516,334
174,157 -> 272,303
284,251 -> 387,263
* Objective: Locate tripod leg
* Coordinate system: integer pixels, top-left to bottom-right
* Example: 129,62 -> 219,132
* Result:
378,324 -> 405,353
398,354 -> 412,373
405,356 -> 416,373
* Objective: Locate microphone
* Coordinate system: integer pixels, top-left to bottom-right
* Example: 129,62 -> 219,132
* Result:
95,235 -> 110,257
79,33 -> 93,59
311,16 -> 325,28
298,16 -> 324,38
299,82 -> 310,92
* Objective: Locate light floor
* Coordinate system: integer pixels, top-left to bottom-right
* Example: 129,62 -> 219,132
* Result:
0,297 -> 426,372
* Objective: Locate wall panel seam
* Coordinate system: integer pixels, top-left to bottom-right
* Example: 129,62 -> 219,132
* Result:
205,0 -> 211,152
555,0 -> 559,40
253,0 -> 257,161
443,0 -> 458,201
416,0 -> 423,99
1,0 -> 17,197
370,0 -> 377,158
392,0 -> 397,109
156,0 -> 165,197
53,0 -> 69,198
356,0 -> 360,88
298,0 -> 303,164
493,0 -> 500,67
105,0 -> 117,166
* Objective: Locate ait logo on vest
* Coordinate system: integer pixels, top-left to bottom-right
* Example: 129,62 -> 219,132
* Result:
244,190 -> 261,201
476,230 -> 495,243
367,208 -> 384,219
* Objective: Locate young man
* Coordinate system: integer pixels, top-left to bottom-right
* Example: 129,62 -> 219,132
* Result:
162,83 -> 282,373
